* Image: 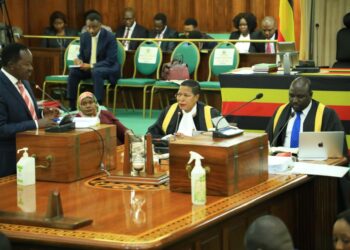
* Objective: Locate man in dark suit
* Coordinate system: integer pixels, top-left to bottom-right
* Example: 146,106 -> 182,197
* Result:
67,12 -> 120,109
0,43 -> 56,177
115,7 -> 148,51
181,18 -> 216,50
148,13 -> 178,52
256,16 -> 278,53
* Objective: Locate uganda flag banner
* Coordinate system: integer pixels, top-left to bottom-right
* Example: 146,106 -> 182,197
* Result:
219,73 -> 350,149
278,0 -> 295,42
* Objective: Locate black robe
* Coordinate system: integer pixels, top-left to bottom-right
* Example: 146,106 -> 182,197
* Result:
147,102 -> 220,138
266,99 -> 348,157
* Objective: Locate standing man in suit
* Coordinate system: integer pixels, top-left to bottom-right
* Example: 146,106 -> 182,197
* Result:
115,7 -> 148,51
256,16 -> 278,53
149,13 -> 178,52
67,12 -> 120,110
0,43 -> 56,177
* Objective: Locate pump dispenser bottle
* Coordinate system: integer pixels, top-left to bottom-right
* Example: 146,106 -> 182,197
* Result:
17,147 -> 35,186
188,151 -> 206,205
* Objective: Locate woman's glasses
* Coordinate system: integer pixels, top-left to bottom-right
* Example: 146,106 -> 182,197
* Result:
175,93 -> 194,98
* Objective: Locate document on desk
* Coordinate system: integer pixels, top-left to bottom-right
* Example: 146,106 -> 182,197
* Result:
290,162 -> 349,178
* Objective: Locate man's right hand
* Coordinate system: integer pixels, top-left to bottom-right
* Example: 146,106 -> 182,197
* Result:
74,58 -> 83,65
37,118 -> 57,128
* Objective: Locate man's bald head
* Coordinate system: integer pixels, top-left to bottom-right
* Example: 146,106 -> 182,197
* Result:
261,16 -> 277,39
244,215 -> 294,250
289,76 -> 313,112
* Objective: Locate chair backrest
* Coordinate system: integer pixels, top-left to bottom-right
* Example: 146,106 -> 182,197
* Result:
63,39 -> 80,75
134,40 -> 162,78
171,41 -> 200,80
116,39 -> 126,77
208,42 -> 239,80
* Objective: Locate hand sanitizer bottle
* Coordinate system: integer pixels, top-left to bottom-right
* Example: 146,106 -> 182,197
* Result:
189,151 -> 206,205
17,147 -> 35,186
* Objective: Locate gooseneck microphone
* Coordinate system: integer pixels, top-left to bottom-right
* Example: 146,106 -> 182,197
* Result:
214,93 -> 264,134
35,85 -> 75,132
270,112 -> 295,147
35,85 -> 70,113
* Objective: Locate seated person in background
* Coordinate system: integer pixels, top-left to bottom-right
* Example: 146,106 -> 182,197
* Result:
149,13 -> 178,52
115,7 -> 148,51
67,12 -> 120,110
187,30 -> 211,50
81,9 -> 112,33
76,92 -> 130,145
41,11 -> 78,48
181,18 -> 216,50
255,16 -> 278,53
333,12 -> 350,68
229,12 -> 260,53
147,80 -> 220,138
244,215 -> 294,250
333,209 -> 350,250
265,76 -> 348,157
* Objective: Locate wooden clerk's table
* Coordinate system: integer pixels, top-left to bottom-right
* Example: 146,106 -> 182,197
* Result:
0,156 -> 346,250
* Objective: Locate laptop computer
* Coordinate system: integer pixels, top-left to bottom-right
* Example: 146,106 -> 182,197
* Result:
298,131 -> 344,160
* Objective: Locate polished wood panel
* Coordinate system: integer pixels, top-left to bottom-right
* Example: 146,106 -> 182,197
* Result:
169,133 -> 268,196
3,0 -> 302,46
0,169 -> 339,250
29,47 -> 64,97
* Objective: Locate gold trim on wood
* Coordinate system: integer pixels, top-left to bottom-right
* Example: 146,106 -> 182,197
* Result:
0,174 -> 304,245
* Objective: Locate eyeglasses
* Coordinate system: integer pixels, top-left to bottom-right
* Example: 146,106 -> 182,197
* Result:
175,93 -> 194,98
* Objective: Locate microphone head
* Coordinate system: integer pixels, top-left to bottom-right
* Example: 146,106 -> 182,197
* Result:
256,93 -> 263,99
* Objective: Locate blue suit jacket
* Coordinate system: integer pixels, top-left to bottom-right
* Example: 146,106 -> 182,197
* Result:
78,28 -> 119,71
0,71 -> 39,177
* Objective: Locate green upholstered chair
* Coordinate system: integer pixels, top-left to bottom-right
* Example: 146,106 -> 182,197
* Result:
112,40 -> 162,118
76,40 -> 125,107
149,41 -> 200,118
199,42 -> 239,104
42,39 -> 80,100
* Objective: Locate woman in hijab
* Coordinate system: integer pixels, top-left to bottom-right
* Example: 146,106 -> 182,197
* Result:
76,91 -> 130,145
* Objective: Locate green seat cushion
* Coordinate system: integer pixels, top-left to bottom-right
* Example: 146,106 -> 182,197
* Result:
199,81 -> 221,89
118,78 -> 155,86
45,75 -> 69,82
154,80 -> 180,88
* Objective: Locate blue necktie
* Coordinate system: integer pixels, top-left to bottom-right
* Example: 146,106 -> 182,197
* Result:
290,112 -> 301,148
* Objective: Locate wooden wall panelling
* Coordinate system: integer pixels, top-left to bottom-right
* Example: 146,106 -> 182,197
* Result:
26,0 -> 69,47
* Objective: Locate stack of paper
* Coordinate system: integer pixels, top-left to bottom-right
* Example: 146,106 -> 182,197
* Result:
252,63 -> 278,73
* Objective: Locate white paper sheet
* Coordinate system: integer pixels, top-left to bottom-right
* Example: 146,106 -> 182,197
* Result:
138,47 -> 158,64
67,44 -> 80,60
290,162 -> 349,178
213,48 -> 235,66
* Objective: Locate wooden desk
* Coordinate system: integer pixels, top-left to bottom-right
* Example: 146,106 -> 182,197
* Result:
0,158 -> 344,250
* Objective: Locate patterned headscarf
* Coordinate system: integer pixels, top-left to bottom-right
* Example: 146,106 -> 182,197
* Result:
77,91 -> 100,117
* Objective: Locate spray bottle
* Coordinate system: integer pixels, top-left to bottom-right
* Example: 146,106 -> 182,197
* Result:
17,147 -> 35,186
188,151 -> 206,205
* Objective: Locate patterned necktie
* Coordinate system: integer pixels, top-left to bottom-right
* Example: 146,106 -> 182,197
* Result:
290,112 -> 301,148
17,81 -> 37,120
266,42 -> 272,53
123,28 -> 130,47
